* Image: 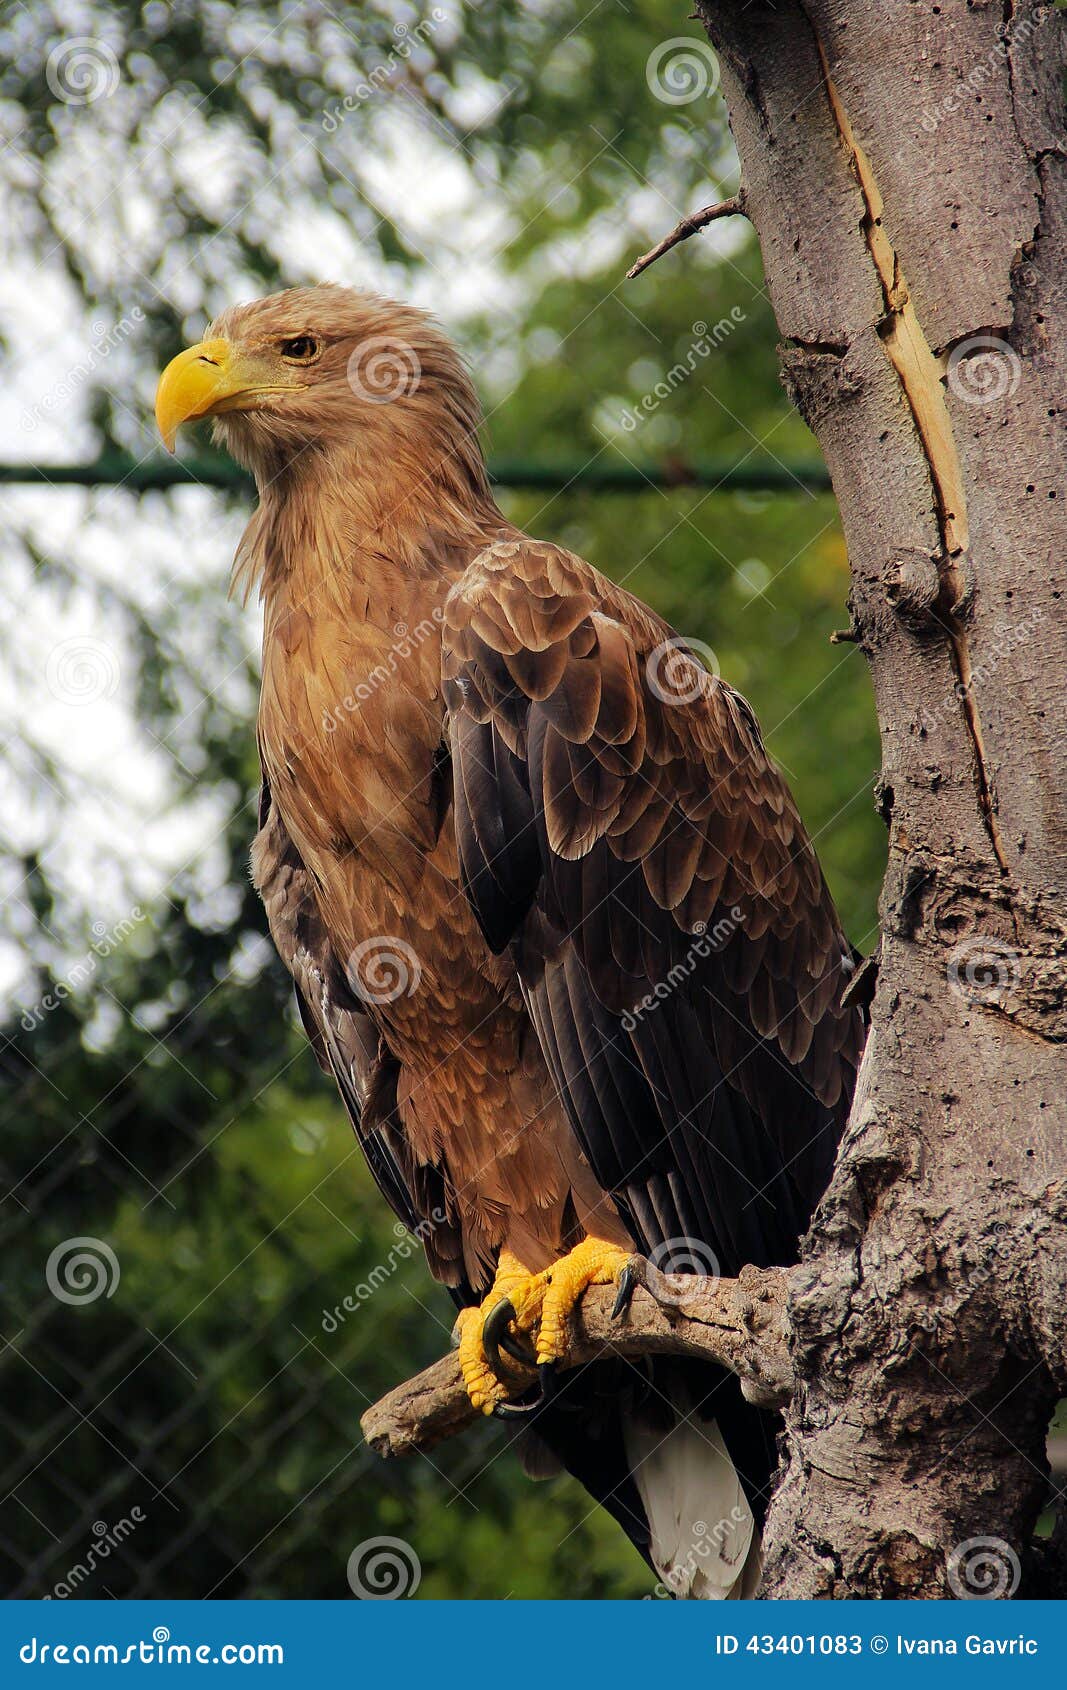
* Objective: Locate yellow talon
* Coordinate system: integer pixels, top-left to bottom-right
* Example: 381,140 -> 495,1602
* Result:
455,1306 -> 505,1414
535,1237 -> 632,1367
456,1237 -> 631,1415
456,1249 -> 542,1415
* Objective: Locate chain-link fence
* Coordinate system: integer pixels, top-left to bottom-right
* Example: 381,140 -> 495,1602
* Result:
1,914 -> 649,1599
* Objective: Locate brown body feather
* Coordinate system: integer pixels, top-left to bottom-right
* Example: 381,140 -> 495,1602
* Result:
235,309 -> 629,1287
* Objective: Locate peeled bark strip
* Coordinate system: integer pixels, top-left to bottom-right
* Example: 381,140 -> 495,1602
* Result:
361,1267 -> 792,1457
693,0 -> 1067,1598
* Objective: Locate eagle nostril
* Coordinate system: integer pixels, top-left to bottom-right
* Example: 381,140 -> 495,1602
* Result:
197,354 -> 220,367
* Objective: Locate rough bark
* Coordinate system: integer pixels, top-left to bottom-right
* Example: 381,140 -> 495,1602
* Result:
361,1265 -> 792,1457
690,0 -> 1067,1598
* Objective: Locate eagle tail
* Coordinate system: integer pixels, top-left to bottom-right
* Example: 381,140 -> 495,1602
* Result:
520,1362 -> 774,1598
623,1409 -> 762,1599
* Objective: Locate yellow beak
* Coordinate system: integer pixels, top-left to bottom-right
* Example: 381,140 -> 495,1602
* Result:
155,338 -> 303,450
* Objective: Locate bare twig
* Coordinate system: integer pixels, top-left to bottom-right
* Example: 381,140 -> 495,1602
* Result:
626,193 -> 748,279
360,1263 -> 792,1459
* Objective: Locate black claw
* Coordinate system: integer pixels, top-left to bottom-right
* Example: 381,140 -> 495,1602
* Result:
535,1361 -> 583,1414
612,1260 -> 640,1319
492,1390 -> 545,1420
482,1296 -> 537,1377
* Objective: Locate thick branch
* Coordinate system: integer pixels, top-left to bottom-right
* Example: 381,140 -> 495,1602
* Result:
626,194 -> 747,278
361,1264 -> 791,1458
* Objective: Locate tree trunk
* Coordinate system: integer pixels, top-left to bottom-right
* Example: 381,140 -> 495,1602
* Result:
692,0 -> 1067,1597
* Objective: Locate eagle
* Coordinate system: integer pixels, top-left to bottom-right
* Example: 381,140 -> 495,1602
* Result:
156,285 -> 865,1599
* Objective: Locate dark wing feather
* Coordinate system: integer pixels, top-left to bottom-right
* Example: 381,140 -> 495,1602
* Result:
251,776 -> 472,1302
443,540 -> 865,1276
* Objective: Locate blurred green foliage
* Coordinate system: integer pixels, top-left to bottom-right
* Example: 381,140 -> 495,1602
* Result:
0,0 -> 882,1599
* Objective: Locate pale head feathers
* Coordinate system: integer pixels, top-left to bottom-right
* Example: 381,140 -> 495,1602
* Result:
212,285 -> 504,600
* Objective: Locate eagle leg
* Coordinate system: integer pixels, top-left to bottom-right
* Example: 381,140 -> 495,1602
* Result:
454,1249 -> 543,1417
492,1237 -> 632,1417
457,1238 -> 633,1418
535,1236 -> 632,1368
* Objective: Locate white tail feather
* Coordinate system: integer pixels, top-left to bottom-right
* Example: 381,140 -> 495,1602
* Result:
624,1414 -> 761,1599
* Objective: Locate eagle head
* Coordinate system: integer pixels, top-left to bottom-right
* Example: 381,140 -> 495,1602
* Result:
155,283 -> 482,484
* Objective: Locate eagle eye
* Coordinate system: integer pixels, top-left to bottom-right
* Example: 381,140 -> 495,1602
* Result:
279,335 -> 320,363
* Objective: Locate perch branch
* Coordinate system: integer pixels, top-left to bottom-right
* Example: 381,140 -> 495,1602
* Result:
360,1262 -> 792,1459
626,193 -> 748,279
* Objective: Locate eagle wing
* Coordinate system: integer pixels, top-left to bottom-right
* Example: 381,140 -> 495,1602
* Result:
442,539 -> 865,1276
250,776 -> 472,1300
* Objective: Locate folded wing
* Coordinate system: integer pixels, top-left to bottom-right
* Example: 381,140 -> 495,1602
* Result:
443,539 -> 865,1276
